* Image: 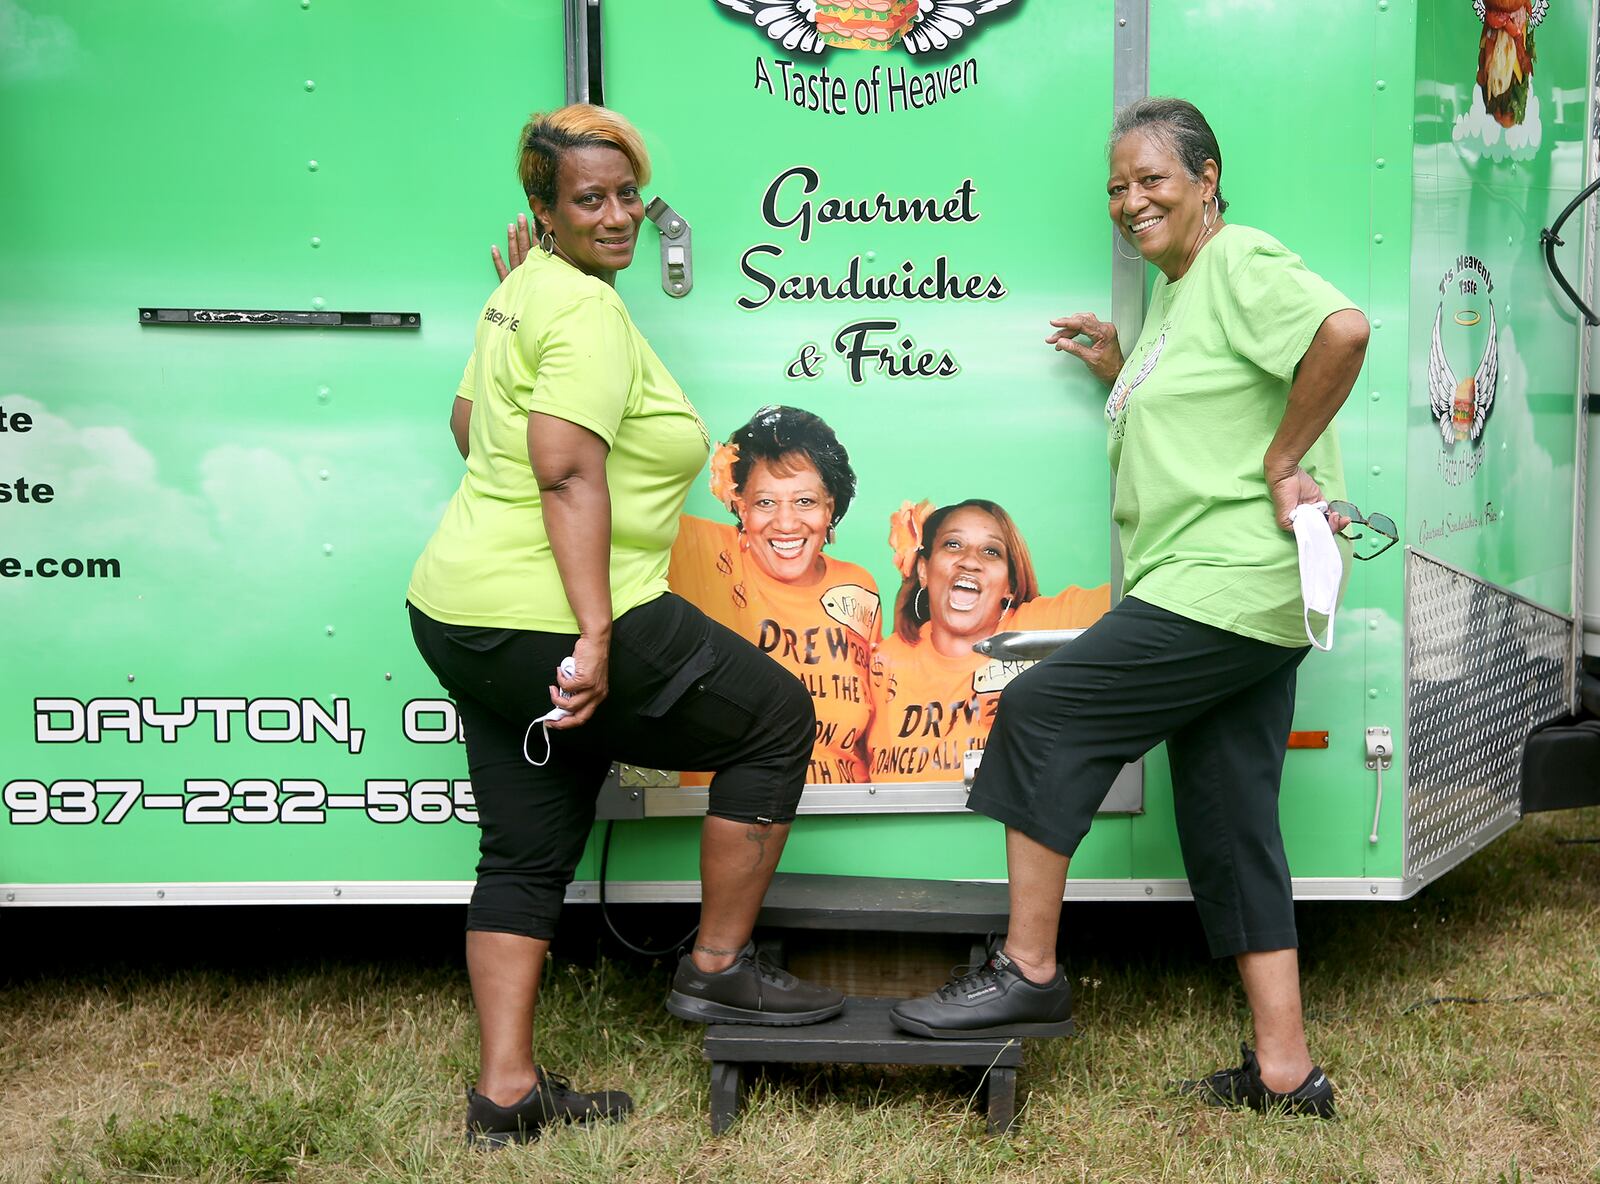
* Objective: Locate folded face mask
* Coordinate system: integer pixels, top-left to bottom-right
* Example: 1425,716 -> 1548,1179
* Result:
1290,502 -> 1342,651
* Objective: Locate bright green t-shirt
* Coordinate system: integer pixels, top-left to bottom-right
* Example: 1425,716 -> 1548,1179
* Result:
408,249 -> 709,632
1107,224 -> 1356,647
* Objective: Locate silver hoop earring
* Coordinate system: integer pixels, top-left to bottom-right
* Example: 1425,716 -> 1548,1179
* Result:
539,231 -> 556,256
1202,197 -> 1217,232
914,588 -> 926,619
1114,232 -> 1142,262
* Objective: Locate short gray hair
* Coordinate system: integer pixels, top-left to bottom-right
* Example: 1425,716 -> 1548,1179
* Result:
1108,97 -> 1228,214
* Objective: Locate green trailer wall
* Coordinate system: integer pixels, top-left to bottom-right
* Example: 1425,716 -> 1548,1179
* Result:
0,1 -> 1590,904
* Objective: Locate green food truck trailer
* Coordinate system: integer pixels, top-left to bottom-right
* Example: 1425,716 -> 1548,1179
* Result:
2,0 -> 1596,911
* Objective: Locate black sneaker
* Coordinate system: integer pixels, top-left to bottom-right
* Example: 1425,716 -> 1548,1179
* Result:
464,1067 -> 634,1147
665,941 -> 845,1025
1179,1044 -> 1336,1119
889,944 -> 1073,1039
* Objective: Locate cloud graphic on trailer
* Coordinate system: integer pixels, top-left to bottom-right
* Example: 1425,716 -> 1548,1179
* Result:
0,397 -> 447,613
1453,88 -> 1542,162
0,0 -> 80,83
714,0 -> 1017,54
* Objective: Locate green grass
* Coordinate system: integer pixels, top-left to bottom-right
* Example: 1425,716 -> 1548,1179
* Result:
6,807 -> 1599,1184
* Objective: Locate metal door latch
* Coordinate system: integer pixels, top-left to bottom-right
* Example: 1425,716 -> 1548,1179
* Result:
1365,726 -> 1393,845
645,197 -> 692,298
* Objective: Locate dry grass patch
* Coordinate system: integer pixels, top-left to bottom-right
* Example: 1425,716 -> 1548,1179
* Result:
4,807 -> 1598,1184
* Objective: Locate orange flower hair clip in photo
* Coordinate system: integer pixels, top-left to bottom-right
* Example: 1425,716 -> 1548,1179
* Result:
708,441 -> 740,510
888,499 -> 934,579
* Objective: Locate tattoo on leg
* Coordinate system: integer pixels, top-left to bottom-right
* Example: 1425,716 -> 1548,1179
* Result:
745,823 -> 772,869
694,943 -> 743,958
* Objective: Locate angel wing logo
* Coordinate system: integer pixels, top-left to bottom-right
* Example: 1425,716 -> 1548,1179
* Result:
1427,302 -> 1497,448
713,0 -> 1018,54
1105,332 -> 1165,424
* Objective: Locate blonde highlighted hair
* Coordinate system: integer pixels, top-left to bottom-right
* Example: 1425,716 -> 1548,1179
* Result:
517,104 -> 651,226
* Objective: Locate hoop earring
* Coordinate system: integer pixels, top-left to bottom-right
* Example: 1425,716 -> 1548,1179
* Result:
1114,232 -> 1142,262
826,524 -> 836,546
1202,196 -> 1217,232
539,231 -> 556,256
999,596 -> 1014,629
914,588 -> 926,620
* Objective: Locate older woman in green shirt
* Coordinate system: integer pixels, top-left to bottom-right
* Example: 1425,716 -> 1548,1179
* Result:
890,98 -> 1369,1121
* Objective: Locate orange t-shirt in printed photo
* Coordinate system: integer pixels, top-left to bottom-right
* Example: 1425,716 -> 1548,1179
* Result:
669,515 -> 882,784
867,585 -> 1112,783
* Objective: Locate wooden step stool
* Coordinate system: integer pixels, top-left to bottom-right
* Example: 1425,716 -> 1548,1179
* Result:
702,996 -> 1027,1135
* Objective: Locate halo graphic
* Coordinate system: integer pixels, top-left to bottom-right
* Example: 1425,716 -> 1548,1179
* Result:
1454,310 -> 1481,327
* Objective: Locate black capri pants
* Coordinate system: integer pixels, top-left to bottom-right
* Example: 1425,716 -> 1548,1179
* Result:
968,596 -> 1310,958
409,592 -> 814,940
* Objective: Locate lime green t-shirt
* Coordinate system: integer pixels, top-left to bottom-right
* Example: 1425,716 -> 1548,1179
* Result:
408,250 -> 709,632
1107,224 -> 1356,647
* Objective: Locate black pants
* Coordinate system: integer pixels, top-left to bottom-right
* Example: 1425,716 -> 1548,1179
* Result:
409,593 -> 814,940
968,596 -> 1309,958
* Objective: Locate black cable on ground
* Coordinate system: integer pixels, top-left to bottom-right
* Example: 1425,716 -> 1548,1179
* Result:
1401,991 -> 1558,1015
597,819 -> 699,958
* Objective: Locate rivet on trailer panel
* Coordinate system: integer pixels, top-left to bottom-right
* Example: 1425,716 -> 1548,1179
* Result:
1369,689 -> 1379,700
326,626 -> 335,636
323,543 -> 334,555
304,80 -> 316,92
308,159 -> 319,171
1376,79 -> 1387,91
318,469 -> 330,480
301,0 -> 310,7
1375,157 -> 1386,168
312,296 -> 326,310
127,674 -> 135,682
1371,466 -> 1382,477
1370,620 -> 1380,631
385,673 -> 393,681
311,236 -> 322,248
317,384 -> 330,401
1373,234 -> 1384,244
1372,319 -> 1383,329
1370,390 -> 1380,402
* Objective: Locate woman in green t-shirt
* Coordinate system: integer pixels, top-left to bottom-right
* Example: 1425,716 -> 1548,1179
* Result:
408,105 -> 843,1148
889,98 -> 1370,1121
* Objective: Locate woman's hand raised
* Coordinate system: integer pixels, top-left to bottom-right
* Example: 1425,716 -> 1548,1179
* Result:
490,213 -> 534,282
1046,313 -> 1124,388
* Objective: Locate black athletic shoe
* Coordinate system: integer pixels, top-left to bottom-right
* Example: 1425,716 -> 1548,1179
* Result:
1179,1044 -> 1337,1119
464,1067 -> 634,1147
889,943 -> 1074,1039
665,941 -> 845,1025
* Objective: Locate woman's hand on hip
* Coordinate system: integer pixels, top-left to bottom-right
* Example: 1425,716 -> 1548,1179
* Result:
1266,465 -> 1349,533
490,212 -> 533,282
1046,313 -> 1124,388
547,633 -> 610,729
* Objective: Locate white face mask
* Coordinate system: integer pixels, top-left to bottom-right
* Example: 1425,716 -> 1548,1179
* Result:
1290,502 -> 1342,650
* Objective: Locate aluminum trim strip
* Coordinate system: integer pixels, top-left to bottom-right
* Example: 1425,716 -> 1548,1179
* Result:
2,876 -> 1419,907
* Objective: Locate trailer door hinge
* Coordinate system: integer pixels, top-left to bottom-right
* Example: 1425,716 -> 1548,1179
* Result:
645,197 -> 693,298
1365,726 -> 1393,845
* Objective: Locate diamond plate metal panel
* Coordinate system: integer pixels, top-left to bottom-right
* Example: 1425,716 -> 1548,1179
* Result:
1405,551 -> 1574,881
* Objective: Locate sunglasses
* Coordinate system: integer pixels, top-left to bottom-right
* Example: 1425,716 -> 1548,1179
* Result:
1327,500 -> 1398,561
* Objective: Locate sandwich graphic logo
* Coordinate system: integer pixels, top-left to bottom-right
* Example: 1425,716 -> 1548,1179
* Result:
714,0 -> 1018,55
1427,257 -> 1498,485
1455,0 -> 1546,160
